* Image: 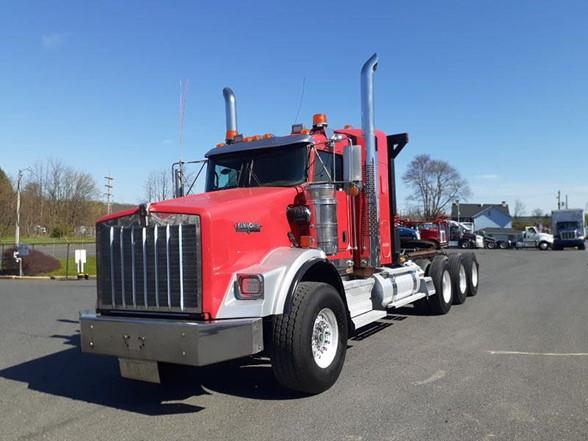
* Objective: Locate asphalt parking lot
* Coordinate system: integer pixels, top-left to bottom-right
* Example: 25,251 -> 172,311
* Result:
0,249 -> 587,441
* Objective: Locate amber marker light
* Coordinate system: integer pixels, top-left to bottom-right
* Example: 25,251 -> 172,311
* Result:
225,129 -> 238,141
312,113 -> 328,127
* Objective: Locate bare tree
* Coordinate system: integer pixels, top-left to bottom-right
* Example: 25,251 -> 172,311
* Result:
531,208 -> 544,217
144,168 -> 172,202
402,154 -> 471,219
19,160 -> 97,236
514,199 -> 526,218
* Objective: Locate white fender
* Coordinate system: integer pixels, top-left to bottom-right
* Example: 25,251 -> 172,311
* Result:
214,247 -> 326,319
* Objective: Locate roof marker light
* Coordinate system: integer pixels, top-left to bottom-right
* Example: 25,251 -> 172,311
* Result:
312,113 -> 328,127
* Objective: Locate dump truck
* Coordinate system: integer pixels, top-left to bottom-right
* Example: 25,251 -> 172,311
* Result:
552,209 -> 586,250
80,54 -> 481,394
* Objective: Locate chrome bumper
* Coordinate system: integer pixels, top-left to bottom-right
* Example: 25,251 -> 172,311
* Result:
80,311 -> 264,367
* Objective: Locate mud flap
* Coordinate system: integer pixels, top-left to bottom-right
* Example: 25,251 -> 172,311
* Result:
118,358 -> 161,383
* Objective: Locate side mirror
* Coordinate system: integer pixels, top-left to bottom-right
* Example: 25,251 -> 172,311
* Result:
343,144 -> 362,183
174,168 -> 184,198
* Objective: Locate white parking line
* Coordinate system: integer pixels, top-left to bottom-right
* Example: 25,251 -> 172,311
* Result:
488,351 -> 588,356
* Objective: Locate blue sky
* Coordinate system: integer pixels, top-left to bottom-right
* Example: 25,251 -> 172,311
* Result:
1,0 -> 587,213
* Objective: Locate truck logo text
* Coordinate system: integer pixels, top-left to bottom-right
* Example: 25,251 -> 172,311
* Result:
235,222 -> 262,234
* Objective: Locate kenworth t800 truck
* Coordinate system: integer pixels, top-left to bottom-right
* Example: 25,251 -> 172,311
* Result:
80,54 -> 481,394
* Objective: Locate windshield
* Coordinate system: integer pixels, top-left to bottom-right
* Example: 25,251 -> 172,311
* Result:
205,144 -> 308,191
557,221 -> 579,230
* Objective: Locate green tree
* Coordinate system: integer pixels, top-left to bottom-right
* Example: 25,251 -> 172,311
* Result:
0,168 -> 14,235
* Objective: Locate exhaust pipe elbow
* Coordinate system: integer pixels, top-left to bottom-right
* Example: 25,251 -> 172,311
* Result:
223,87 -> 238,142
361,53 -> 378,163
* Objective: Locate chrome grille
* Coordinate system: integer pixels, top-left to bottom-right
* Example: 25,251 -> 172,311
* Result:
560,231 -> 576,240
97,218 -> 202,313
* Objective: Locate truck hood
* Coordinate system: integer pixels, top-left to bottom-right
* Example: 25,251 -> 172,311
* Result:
97,187 -> 303,223
148,186 -> 302,218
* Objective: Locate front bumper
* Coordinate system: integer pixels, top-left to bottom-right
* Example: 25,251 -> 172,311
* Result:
80,311 -> 264,367
554,239 -> 584,248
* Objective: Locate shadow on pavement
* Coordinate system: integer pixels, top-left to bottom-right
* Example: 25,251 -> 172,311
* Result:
0,327 -> 303,416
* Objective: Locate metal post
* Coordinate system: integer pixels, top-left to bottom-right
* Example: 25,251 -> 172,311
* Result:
65,243 -> 70,280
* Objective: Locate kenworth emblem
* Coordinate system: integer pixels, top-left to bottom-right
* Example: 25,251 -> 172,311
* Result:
235,222 -> 262,234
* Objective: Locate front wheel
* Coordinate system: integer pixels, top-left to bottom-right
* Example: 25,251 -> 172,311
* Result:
460,240 -> 471,249
538,241 -> 550,251
498,241 -> 508,249
486,241 -> 496,249
271,282 -> 348,394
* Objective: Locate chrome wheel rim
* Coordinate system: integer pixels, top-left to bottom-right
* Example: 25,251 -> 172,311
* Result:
459,264 -> 467,293
471,263 -> 479,287
442,270 -> 452,304
312,308 -> 339,369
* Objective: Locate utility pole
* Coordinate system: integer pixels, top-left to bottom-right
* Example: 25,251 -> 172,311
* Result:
557,190 -> 561,209
104,175 -> 113,214
565,194 -> 568,209
15,170 -> 23,276
15,168 -> 31,277
455,199 -> 460,223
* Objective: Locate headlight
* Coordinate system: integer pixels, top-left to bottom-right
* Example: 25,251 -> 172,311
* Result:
235,274 -> 264,300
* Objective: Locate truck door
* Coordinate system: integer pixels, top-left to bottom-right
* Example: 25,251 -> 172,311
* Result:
526,227 -> 538,246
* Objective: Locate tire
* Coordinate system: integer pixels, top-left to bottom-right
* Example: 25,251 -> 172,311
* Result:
486,240 -> 496,249
538,241 -> 550,251
448,254 -> 467,305
426,255 -> 453,315
462,253 -> 479,296
271,282 -> 348,394
460,240 -> 471,249
579,243 -> 586,250
498,241 -> 507,249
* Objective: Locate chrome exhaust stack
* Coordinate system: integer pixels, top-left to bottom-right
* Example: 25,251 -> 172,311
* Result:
361,53 -> 380,268
223,87 -> 238,143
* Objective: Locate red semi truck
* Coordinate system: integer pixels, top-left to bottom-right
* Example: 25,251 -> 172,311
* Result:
80,54 -> 480,394
397,217 -> 450,249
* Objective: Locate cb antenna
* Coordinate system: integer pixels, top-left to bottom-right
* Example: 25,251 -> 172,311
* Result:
293,77 -> 306,124
179,79 -> 189,160
176,80 -> 189,197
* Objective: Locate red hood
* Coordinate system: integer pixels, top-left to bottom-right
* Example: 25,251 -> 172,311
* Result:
150,186 -> 301,217
97,187 -> 302,223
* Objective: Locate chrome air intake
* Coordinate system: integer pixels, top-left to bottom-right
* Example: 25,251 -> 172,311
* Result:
306,183 -> 338,256
96,213 -> 202,314
361,53 -> 380,268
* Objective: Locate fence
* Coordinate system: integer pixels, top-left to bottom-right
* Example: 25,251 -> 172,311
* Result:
0,241 -> 96,278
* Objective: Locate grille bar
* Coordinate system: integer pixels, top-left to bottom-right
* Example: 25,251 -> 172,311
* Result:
97,217 -> 202,313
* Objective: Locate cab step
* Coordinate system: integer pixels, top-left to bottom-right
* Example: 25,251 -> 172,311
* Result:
351,310 -> 387,330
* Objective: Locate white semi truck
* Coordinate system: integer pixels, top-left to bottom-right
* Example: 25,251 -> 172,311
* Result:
552,209 -> 586,250
515,226 -> 553,250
